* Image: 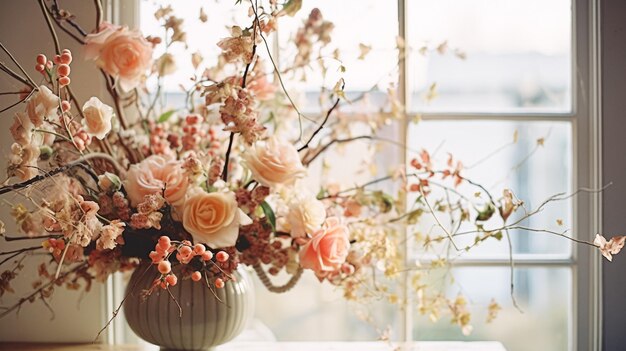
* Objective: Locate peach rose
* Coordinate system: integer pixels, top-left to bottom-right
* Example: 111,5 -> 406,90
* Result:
287,195 -> 326,238
85,22 -> 153,92
82,97 -> 114,139
26,85 -> 58,127
124,155 -> 189,208
243,136 -> 306,187
299,217 -> 350,273
182,190 -> 252,248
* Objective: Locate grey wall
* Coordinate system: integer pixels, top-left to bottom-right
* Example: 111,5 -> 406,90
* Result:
601,1 -> 626,350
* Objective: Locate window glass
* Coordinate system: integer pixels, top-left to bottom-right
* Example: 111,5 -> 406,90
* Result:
413,266 -> 571,351
408,120 -> 573,258
277,0 -> 399,113
407,0 -> 572,113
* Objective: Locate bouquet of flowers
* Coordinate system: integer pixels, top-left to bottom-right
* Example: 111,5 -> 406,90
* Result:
0,0 -> 622,339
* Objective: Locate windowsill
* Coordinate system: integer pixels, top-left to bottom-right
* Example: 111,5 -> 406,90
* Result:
0,341 -> 507,351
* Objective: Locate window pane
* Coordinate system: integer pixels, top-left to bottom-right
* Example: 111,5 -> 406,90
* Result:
413,266 -> 571,351
407,0 -> 572,113
408,121 -> 573,258
140,0 -> 251,92
278,0 -> 399,113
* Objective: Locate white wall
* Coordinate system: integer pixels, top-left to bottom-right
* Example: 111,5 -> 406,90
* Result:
0,0 -> 108,342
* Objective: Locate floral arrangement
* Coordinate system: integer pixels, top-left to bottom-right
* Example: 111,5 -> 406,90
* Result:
0,0 -> 622,338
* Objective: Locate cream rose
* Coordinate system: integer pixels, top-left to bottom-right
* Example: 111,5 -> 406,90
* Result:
25,85 -> 58,127
243,136 -> 306,187
124,155 -> 189,208
85,22 -> 153,92
82,97 -> 114,140
182,191 -> 251,248
299,217 -> 351,274
287,195 -> 326,238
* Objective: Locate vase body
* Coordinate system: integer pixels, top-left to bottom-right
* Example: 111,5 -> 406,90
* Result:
124,261 -> 254,351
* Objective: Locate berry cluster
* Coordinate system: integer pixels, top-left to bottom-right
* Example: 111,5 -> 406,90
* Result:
149,236 -> 232,290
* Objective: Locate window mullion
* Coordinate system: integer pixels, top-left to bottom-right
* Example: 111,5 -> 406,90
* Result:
397,0 -> 412,344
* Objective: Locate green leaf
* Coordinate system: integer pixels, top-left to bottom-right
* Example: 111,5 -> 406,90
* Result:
492,231 -> 503,241
475,203 -> 496,221
260,201 -> 276,231
157,109 -> 176,123
282,0 -> 302,16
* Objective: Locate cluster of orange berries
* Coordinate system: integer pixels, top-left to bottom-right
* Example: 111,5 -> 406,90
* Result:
149,236 -> 230,289
35,49 -> 73,87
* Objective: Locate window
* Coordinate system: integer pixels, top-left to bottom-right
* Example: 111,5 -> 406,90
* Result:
114,0 -> 600,349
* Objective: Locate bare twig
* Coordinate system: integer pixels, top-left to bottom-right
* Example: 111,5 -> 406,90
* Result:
297,90 -> 343,152
420,187 -> 460,251
0,62 -> 36,90
221,132 -> 235,182
166,286 -> 183,318
0,153 -> 124,196
0,262 -> 88,319
0,42 -> 39,89
94,263 -> 153,341
38,0 -> 62,55
504,229 -> 523,313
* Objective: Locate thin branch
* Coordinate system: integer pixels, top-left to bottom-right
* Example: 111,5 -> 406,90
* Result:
297,91 -> 343,152
94,263 -> 153,341
221,133 -> 235,182
3,234 -> 62,242
0,262 -> 88,319
420,187 -> 460,251
0,43 -> 39,89
0,62 -> 36,89
94,0 -> 103,29
504,229 -> 523,313
38,0 -> 62,55
166,286 -> 183,318
0,246 -> 42,256
0,153 -> 124,196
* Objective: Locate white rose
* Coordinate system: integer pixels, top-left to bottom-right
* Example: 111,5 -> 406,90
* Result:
287,195 -> 326,238
82,97 -> 114,140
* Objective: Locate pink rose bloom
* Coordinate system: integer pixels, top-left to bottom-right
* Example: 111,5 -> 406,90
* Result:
299,217 -> 351,274
243,136 -> 306,187
85,22 -> 153,92
182,190 -> 252,248
124,155 -> 189,208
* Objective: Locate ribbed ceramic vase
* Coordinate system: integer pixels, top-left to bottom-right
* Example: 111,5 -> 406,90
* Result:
124,261 -> 254,351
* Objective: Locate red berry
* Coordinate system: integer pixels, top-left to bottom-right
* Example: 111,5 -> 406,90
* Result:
61,100 -> 71,112
58,76 -> 71,86
193,244 -> 206,255
216,251 -> 229,263
149,251 -> 162,263
60,53 -> 72,64
191,271 -> 202,282
179,246 -> 192,257
214,278 -> 225,289
165,274 -> 178,286
57,64 -> 70,77
36,54 -> 47,65
158,236 -> 171,247
158,260 -> 171,274
201,251 -> 213,261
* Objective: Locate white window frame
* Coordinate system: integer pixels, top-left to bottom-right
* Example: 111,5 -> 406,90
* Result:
105,1 -> 604,349
396,0 -> 603,350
